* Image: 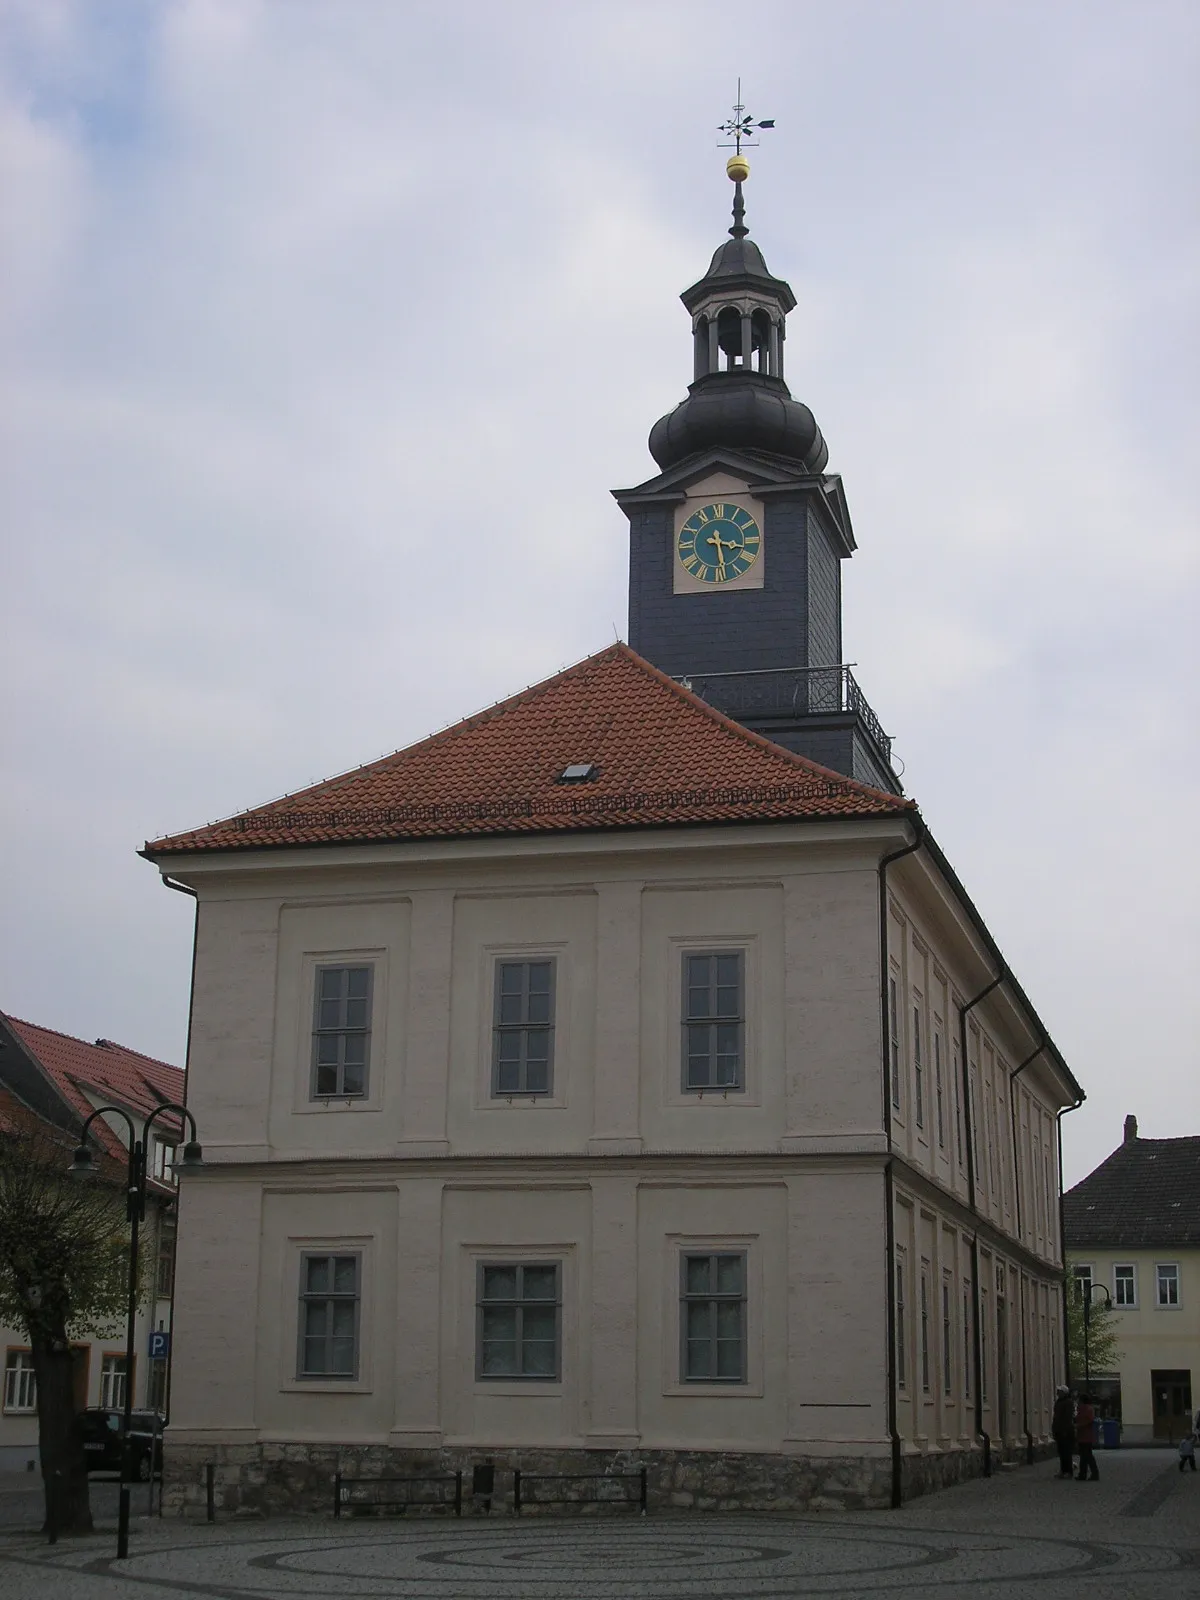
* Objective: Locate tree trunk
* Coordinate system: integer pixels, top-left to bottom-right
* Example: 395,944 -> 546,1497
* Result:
32,1326 -> 93,1536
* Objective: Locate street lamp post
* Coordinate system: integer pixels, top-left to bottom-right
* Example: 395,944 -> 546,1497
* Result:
1082,1281 -> 1112,1387
69,1103 -> 202,1560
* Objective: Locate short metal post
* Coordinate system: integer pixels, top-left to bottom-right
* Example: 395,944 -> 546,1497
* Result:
46,1470 -> 59,1545
639,1467 -> 647,1516
334,1472 -> 341,1519
512,1469 -> 521,1516
205,1463 -> 215,1523
117,1484 -> 131,1559
454,1471 -> 462,1517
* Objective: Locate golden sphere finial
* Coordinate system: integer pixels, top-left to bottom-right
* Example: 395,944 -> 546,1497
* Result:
726,153 -> 750,183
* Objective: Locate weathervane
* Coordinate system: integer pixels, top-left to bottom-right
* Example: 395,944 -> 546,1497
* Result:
717,79 -> 775,156
717,80 -> 774,239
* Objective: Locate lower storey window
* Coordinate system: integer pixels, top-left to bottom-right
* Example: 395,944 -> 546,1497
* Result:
298,1253 -> 360,1378
99,1354 -> 127,1410
477,1262 -> 560,1379
4,1350 -> 36,1413
682,1252 -> 746,1382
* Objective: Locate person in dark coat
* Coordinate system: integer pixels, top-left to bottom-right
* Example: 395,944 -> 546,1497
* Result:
1051,1385 -> 1075,1478
1075,1393 -> 1100,1480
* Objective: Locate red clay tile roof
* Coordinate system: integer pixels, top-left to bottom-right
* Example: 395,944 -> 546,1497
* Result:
144,643 -> 912,856
3,1016 -> 184,1160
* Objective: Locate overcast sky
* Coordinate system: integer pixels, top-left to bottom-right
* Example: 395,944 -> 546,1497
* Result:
2,0 -> 1196,1185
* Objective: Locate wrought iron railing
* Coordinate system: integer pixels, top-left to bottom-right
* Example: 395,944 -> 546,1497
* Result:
680,664 -> 892,764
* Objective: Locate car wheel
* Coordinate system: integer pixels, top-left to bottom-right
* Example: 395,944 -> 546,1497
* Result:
137,1454 -> 152,1482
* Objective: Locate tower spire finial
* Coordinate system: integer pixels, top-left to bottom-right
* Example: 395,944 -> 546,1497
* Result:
717,79 -> 775,239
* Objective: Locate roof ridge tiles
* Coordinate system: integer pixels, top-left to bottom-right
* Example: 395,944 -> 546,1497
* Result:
143,643 -> 913,858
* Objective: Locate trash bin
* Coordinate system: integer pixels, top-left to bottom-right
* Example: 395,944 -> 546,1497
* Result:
1101,1418 -> 1120,1449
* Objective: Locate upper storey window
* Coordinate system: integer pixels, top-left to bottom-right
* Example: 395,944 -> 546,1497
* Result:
683,951 -> 744,1092
493,960 -> 555,1096
312,965 -> 373,1099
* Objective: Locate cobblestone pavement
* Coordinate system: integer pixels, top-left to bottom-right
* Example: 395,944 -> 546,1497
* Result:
0,1450 -> 1195,1598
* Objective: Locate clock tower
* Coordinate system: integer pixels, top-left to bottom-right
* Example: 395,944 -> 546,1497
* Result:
614,156 -> 900,794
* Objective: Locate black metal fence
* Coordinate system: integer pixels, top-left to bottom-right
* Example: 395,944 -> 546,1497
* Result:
333,1471 -> 464,1518
512,1468 -> 647,1516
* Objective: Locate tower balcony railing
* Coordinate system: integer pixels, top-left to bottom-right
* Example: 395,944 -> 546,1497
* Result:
679,664 -> 892,765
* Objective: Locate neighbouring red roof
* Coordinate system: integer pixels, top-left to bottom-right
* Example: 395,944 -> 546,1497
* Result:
3,1016 -> 184,1160
144,643 -> 912,857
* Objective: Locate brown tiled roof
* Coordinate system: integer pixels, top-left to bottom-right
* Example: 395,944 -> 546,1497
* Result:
144,643 -> 912,857
3,1016 -> 184,1160
1063,1136 -> 1200,1250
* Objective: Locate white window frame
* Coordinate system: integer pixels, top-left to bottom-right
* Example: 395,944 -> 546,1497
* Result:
1155,1263 -> 1180,1308
99,1353 -> 127,1410
1113,1263 -> 1137,1308
3,1349 -> 36,1413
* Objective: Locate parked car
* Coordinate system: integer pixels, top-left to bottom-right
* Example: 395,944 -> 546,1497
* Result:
77,1408 -> 164,1480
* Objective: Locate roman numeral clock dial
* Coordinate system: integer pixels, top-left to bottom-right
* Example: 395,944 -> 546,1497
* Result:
676,502 -> 761,584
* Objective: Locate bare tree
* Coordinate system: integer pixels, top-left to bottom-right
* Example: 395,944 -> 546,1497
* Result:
0,1109 -> 136,1535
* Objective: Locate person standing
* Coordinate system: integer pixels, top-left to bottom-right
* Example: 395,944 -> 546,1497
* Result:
1075,1392 -> 1100,1481
1052,1385 -> 1075,1478
1180,1433 -> 1197,1473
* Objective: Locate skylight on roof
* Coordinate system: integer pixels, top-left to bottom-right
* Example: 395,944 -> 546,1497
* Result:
558,762 -> 597,783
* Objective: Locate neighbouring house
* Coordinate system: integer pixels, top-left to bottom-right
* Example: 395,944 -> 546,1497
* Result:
0,1014 -> 183,1470
1063,1115 -> 1200,1443
143,166 -> 1083,1516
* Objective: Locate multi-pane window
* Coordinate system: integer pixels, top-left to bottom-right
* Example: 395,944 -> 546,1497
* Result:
156,1230 -> 175,1300
919,1267 -> 931,1392
963,1283 -> 972,1398
147,1357 -> 168,1413
933,1029 -> 945,1148
298,1254 -> 360,1378
3,1350 -> 36,1413
888,976 -> 901,1110
311,965 -> 373,1098
492,960 -> 555,1096
477,1263 -> 560,1379
980,1288 -> 989,1403
100,1354 -> 127,1409
895,1252 -> 907,1388
681,1253 -> 746,1382
1072,1263 -> 1093,1304
1114,1264 -> 1137,1307
912,1004 -> 925,1128
942,1276 -> 953,1396
1156,1264 -> 1180,1307
682,952 -> 744,1092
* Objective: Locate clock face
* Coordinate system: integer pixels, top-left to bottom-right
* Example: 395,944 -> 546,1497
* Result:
677,502 -> 762,584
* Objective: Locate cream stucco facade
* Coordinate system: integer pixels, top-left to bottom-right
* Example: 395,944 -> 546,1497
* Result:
156,815 -> 1078,1512
1070,1248 -> 1200,1443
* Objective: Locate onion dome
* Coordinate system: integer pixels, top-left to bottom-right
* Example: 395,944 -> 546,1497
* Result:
648,162 -> 828,473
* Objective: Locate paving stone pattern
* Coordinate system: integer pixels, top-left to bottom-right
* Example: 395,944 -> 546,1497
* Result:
0,1449 -> 1196,1600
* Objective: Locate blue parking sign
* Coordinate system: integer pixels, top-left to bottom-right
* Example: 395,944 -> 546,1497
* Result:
148,1331 -> 171,1359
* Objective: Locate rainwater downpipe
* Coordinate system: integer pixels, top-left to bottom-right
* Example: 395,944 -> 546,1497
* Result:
159,875 -> 198,1459
1008,1040 -> 1046,1467
959,968 -> 1005,1478
1056,1093 -> 1086,1387
879,823 -> 923,1510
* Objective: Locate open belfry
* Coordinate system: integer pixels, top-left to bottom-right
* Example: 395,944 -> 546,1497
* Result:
145,99 -> 1082,1514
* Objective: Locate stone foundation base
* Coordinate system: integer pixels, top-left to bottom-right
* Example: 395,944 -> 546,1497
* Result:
162,1436 -> 1053,1519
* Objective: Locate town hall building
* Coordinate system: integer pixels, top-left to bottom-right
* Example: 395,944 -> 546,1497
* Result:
147,156 -> 1082,1514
